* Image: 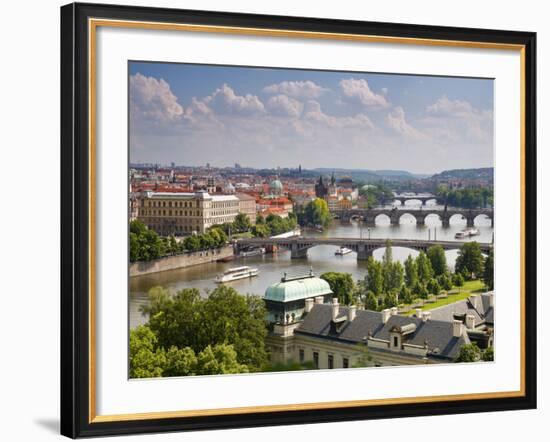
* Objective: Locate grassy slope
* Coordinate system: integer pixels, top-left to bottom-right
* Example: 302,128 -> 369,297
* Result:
405,279 -> 485,315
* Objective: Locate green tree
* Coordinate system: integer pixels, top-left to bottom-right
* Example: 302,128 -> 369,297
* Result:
142,285 -> 269,373
482,346 -> 494,361
427,245 -> 448,276
364,290 -> 379,311
303,198 -> 331,227
129,220 -> 166,262
399,285 -> 413,305
129,232 -> 140,262
366,256 -> 383,296
427,278 -> 441,296
413,281 -> 429,299
416,251 -> 433,284
455,242 -> 484,279
320,272 -> 356,305
387,262 -> 405,294
404,255 -> 418,288
383,291 -> 399,309
437,273 -> 453,291
163,346 -> 197,377
452,272 -> 465,287
233,213 -> 251,233
455,343 -> 482,363
196,344 -> 249,375
184,235 -> 201,252
483,249 -> 494,290
129,325 -> 166,378
251,223 -> 271,238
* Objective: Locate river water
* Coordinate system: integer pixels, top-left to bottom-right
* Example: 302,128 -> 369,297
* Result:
129,203 -> 493,328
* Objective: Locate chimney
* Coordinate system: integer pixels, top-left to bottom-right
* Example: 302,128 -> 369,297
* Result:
453,319 -> 464,337
465,314 -> 475,330
382,309 -> 391,324
488,292 -> 494,307
331,298 -> 339,320
390,307 -> 398,316
314,295 -> 324,304
348,305 -> 357,322
415,308 -> 422,318
470,294 -> 482,311
422,311 -> 431,322
305,298 -> 314,313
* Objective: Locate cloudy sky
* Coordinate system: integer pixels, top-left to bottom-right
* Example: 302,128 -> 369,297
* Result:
129,62 -> 494,174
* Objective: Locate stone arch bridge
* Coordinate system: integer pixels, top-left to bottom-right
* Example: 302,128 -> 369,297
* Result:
333,207 -> 494,228
235,237 -> 493,260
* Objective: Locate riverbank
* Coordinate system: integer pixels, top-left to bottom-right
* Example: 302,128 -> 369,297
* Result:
129,245 -> 234,277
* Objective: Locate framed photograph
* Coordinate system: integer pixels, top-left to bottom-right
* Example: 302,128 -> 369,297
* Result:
60,2 -> 537,438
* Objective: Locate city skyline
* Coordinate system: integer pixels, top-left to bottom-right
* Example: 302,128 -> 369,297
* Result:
129,62 -> 494,174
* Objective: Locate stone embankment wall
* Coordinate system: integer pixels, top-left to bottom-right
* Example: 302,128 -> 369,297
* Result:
129,245 -> 233,277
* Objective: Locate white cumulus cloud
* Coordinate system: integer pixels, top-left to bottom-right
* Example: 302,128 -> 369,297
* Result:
204,84 -> 265,115
266,95 -> 304,117
130,73 -> 184,123
263,80 -> 328,99
303,100 -> 374,129
339,78 -> 390,108
386,106 -> 426,140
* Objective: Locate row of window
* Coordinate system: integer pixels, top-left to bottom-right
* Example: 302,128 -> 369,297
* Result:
140,209 -> 200,217
299,349 -> 349,369
144,200 -> 196,208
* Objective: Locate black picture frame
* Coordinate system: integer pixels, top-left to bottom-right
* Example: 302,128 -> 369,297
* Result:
60,2 -> 537,438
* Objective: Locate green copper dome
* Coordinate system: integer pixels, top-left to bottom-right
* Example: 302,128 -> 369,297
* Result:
269,179 -> 283,194
264,275 -> 333,303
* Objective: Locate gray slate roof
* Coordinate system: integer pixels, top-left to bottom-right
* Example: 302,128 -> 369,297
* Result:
296,304 -> 470,360
428,293 -> 494,327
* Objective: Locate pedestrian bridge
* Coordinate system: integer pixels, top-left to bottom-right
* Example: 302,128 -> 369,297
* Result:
390,194 -> 439,206
332,207 -> 494,227
235,237 -> 493,260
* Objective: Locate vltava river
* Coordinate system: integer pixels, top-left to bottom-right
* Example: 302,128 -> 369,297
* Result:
129,204 -> 493,328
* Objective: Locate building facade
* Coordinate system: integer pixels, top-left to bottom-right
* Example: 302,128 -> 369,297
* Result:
236,193 -> 257,225
264,282 -> 495,368
137,190 -> 240,236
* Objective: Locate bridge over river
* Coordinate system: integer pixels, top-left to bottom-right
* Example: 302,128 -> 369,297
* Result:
332,207 -> 493,228
235,237 -> 493,260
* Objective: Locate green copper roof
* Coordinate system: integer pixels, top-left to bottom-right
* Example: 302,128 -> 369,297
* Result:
264,276 -> 333,303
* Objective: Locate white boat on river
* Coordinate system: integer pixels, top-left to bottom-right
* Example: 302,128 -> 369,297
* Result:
215,266 -> 260,283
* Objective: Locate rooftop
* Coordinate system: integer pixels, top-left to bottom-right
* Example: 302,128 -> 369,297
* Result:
296,304 -> 470,360
264,274 -> 333,303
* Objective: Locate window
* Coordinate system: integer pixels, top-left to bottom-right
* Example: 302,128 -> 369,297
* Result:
393,336 -> 399,348
313,352 -> 319,369
328,354 -> 334,369
299,349 -> 304,363
343,358 -> 349,369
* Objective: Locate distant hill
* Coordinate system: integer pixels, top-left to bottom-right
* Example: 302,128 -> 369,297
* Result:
312,168 -> 424,182
430,167 -> 494,182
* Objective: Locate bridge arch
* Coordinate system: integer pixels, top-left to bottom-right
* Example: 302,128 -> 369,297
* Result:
373,213 -> 392,225
423,212 -> 443,225
473,213 -> 493,226
449,213 -> 467,225
397,212 -> 419,224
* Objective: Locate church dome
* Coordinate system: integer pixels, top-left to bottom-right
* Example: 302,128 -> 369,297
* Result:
224,182 -> 235,194
264,275 -> 333,303
269,179 -> 283,195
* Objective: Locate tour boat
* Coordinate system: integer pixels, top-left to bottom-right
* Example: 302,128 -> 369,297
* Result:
455,228 -> 480,239
240,247 -> 266,257
215,266 -> 259,283
335,247 -> 353,256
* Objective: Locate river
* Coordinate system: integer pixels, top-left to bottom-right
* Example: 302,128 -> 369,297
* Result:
129,203 -> 493,328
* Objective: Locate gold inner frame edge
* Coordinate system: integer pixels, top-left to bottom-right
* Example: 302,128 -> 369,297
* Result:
87,17 -> 527,423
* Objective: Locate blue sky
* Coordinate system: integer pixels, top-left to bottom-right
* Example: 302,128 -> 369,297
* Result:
129,61 -> 494,174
